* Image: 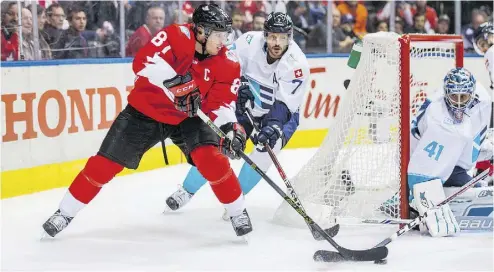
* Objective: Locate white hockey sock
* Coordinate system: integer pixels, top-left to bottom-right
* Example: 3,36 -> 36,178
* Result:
59,191 -> 86,218
223,194 -> 245,217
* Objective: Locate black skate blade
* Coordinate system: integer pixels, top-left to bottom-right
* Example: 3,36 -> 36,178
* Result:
313,224 -> 340,240
313,246 -> 388,262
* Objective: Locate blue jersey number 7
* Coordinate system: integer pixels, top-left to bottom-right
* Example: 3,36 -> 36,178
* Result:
423,141 -> 444,161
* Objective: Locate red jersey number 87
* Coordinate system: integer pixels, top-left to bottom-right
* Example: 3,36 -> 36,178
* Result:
151,31 -> 171,55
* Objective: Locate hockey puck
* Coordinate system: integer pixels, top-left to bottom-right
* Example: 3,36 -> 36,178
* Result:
374,259 -> 387,265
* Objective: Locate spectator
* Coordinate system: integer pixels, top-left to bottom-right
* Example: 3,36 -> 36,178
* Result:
52,6 -> 89,59
436,14 -> 451,35
376,1 -> 413,29
171,6 -> 193,25
125,5 -> 165,57
252,11 -> 266,31
19,8 -> 33,60
83,1 -> 119,33
462,9 -> 487,53
394,16 -> 405,35
408,13 -> 429,34
42,3 -> 65,46
411,0 -> 438,33
340,14 -> 359,43
1,1 -> 19,61
231,10 -> 244,40
337,0 -> 368,38
287,1 -> 309,51
332,9 -> 354,53
20,7 -> 51,60
238,0 -> 264,24
26,4 -> 52,59
376,20 -> 389,32
307,1 -> 326,25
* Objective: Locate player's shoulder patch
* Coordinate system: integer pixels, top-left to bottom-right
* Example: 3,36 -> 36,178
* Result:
225,50 -> 239,63
293,68 -> 304,79
245,33 -> 254,44
179,25 -> 191,39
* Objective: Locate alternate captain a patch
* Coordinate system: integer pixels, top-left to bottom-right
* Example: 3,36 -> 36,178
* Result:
294,68 -> 303,78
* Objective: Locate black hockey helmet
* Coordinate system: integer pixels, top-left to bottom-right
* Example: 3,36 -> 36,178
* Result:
264,12 -> 293,37
193,4 -> 232,33
473,21 -> 494,55
192,4 -> 232,54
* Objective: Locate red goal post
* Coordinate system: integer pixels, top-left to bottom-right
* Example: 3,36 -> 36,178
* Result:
399,34 -> 464,219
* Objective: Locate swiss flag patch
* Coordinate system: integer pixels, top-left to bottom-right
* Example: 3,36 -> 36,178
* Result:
294,69 -> 303,78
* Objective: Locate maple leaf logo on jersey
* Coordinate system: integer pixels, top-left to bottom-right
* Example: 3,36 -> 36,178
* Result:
294,69 -> 303,78
137,53 -> 176,101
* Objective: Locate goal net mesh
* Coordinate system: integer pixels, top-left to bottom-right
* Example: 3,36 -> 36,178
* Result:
273,32 -> 460,228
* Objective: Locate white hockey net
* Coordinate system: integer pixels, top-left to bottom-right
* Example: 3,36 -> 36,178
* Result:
274,32 -> 463,228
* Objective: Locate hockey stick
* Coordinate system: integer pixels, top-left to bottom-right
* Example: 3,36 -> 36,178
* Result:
372,168 -> 490,248
245,108 -> 340,239
196,109 -> 388,262
314,169 -> 491,262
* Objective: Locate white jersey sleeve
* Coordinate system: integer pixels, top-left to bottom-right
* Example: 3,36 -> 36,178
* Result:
276,44 -> 310,113
228,32 -> 256,74
409,82 -> 493,188
484,45 -> 493,90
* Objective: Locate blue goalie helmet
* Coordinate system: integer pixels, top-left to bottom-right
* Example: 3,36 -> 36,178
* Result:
443,67 -> 476,123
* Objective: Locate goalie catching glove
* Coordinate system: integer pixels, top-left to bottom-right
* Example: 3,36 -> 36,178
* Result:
163,72 -> 201,117
219,122 -> 247,160
412,179 -> 460,237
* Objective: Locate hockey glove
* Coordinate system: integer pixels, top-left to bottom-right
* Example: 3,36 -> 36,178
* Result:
163,72 -> 201,117
253,124 -> 283,150
412,179 -> 460,237
219,122 -> 247,160
235,78 -> 254,115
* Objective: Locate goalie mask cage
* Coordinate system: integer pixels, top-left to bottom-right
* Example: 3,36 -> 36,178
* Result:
273,32 -> 463,228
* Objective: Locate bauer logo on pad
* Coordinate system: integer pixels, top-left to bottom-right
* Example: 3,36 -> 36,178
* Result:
294,69 -> 303,78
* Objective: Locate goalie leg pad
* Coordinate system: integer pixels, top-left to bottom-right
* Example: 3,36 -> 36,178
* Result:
191,145 -> 243,206
412,179 -> 460,237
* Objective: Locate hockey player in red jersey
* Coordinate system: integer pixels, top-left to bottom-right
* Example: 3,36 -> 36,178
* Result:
42,4 -> 253,238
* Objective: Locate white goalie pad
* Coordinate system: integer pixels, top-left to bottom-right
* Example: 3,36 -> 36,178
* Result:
413,179 -> 460,237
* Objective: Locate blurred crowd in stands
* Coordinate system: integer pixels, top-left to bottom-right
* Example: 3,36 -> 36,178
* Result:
1,0 -> 492,61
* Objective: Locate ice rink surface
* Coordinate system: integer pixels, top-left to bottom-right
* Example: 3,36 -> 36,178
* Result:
2,148 -> 493,271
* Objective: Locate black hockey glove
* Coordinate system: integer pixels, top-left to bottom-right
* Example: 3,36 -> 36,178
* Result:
253,124 -> 283,150
163,72 -> 201,117
235,78 -> 254,115
219,122 -> 247,160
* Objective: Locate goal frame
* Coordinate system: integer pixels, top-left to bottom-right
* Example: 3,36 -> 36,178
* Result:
398,34 -> 464,219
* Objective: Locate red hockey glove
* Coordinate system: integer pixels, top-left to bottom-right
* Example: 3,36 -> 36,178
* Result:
219,122 -> 247,160
163,72 -> 201,117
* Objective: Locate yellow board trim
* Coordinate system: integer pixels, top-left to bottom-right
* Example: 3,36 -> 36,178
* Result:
0,129 -> 328,199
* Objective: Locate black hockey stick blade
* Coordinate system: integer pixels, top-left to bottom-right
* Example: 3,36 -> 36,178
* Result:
313,246 -> 388,262
313,224 -> 340,239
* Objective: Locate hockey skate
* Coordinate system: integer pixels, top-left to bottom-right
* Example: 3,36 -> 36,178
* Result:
230,209 -> 253,237
42,209 -> 73,237
165,186 -> 194,211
